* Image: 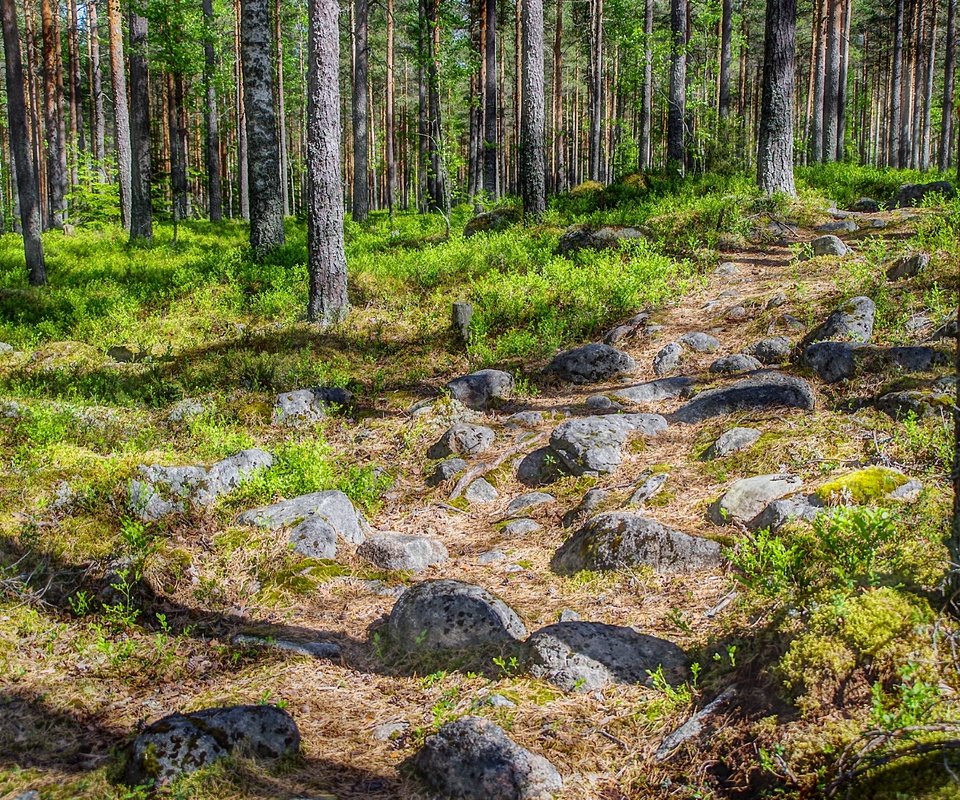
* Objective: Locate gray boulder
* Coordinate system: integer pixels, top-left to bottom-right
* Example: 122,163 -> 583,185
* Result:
446,370 -> 515,410
679,332 -> 721,353
546,343 -> 637,384
385,579 -> 527,654
805,342 -> 952,383
553,512 -> 722,574
501,518 -> 542,537
672,372 -> 815,424
415,716 -> 562,800
750,494 -> 824,533
886,252 -> 930,280
428,423 -> 495,459
709,474 -> 802,526
123,705 -> 299,786
129,449 -> 273,521
808,235 -> 851,257
709,354 -> 763,374
167,398 -> 205,422
876,389 -> 954,419
586,394 -> 619,410
816,219 -> 858,233
287,515 -> 338,558
358,533 -> 449,572
506,492 -> 555,517
526,621 -> 686,692
626,472 -> 668,506
561,488 -> 609,528
744,337 -> 792,365
237,490 -> 367,544
273,387 -> 352,425
516,447 -> 568,486
549,413 -> 668,475
803,341 -> 859,383
465,478 -> 499,503
798,296 -> 875,349
557,224 -> 645,256
851,197 -> 879,212
653,342 -> 684,376
896,180 -> 955,207
612,376 -> 695,405
427,457 -> 468,487
464,208 -> 522,238
703,427 -> 761,459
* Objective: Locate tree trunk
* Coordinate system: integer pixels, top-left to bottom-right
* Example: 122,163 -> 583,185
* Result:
203,0 -> 223,221
89,0 -> 105,166
552,0 -> 565,191
40,0 -> 67,228
234,0 -> 249,219
757,0 -> 796,196
241,0 -> 285,249
890,0 -> 904,166
427,0 -> 448,211
587,0 -> 603,180
641,0 -> 652,168
822,0 -> 840,162
667,0 -> 686,173
482,0 -> 498,197
67,0 -> 84,158
718,0 -> 732,119
950,299 -> 960,611
942,0 -> 957,171
107,0 -> 132,228
520,0 -> 545,216
385,0 -> 396,212
810,0 -> 826,163
836,0 -> 851,160
921,1 -> 937,170
306,0 -> 348,327
168,72 -> 189,222
128,6 -> 152,241
1,0 -> 45,283
352,0 -> 369,221
274,0 -> 290,217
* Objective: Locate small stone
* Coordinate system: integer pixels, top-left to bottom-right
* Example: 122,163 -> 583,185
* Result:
273,387 -> 352,425
765,292 -> 788,310
775,313 -> 806,331
465,478 -> 499,503
427,457 -> 468,487
715,262 -> 737,275
0,342 -> 14,355
930,311 -> 958,341
558,609 -> 581,622
612,376 -> 695,405
477,549 -> 507,564
745,337 -> 792,364
562,488 -> 608,528
816,219 -> 858,233
703,427 -> 761,459
500,518 -> 542,537
549,413 -> 668,475
232,633 -> 341,660
626,472 -> 668,506
484,694 -> 516,708
603,311 -> 651,345
505,410 -> 544,428
428,423 -> 495,459
653,342 -> 684,376
238,490 -> 368,544
750,493 -> 823,532
452,301 -> 473,342
358,532 -> 449,572
168,398 -> 205,422
888,479 -> 923,502
871,218 -> 889,229
679,332 -> 721,353
464,208 -> 522,237
557,224 -> 646,256
446,370 -> 515,410
709,474 -> 802,526
725,305 -> 748,321
506,492 -> 555,517
516,447 -> 568,486
288,515 -> 338,558
886,252 -> 930,280
851,197 -> 879,212
586,394 -> 618,410
373,721 -> 409,741
709,354 -> 763,374
807,235 -> 851,258
546,343 -> 638,384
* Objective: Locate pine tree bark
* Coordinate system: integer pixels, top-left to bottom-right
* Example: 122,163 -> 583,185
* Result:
640,0 -> 652,168
427,0 -> 448,210
921,1 -> 937,170
718,0 -> 732,119
942,0 -> 957,171
89,0 -> 105,166
482,0 -> 498,197
836,0 -> 851,160
241,0 -> 285,249
822,0 -> 840,162
890,0 -> 904,166
2,0 -> 45,283
306,0 -> 348,327
128,5 -> 152,240
275,0 -> 290,217
757,0 -> 796,196
520,0 -> 545,216
234,0 -> 249,219
67,0 -> 84,160
168,73 -> 189,222
352,0 -> 369,221
385,0 -> 396,212
667,0 -> 687,173
810,0 -> 826,163
40,0 -> 67,228
552,0 -> 566,190
107,0 -> 132,228
587,0 -> 603,180
203,0 -> 223,221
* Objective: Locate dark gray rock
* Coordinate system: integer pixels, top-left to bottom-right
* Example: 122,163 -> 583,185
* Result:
817,219 -> 859,233
561,488 -> 608,528
546,343 -> 637,384
709,354 -> 763,374
549,413 -> 668,475
806,342 -> 952,383
703,427 -> 761,459
585,394 -> 618,410
446,370 -> 515,410
506,492 -> 555,517
428,423 -> 496,459
232,632 -> 342,659
464,208 -> 522,238
553,512 -> 722,574
886,252 -> 930,280
465,478 -> 499,503
798,296 -> 875,349
672,372 -> 815,424
237,490 -> 367,544
804,341 -> 859,383
679,332 -> 721,353
123,705 -> 299,786
851,197 -> 879,212
526,622 -> 686,692
653,342 -> 684,376
273,387 -> 352,425
750,494 -> 824,532
415,716 -> 562,800
612,376 -> 695,405
452,301 -> 473,342
501,518 -> 542,537
766,292 -> 789,310
603,311 -> 651,345
774,313 -> 806,332
129,449 -> 273,521
745,337 -> 792,365
709,474 -> 802,526
557,224 -> 645,256
358,533 -> 449,572
427,457 -> 468,487
876,389 -> 954,419
385,579 -> 527,654
896,180 -> 955,207
930,311 -> 958,341
516,447 -> 568,486
808,235 -> 851,257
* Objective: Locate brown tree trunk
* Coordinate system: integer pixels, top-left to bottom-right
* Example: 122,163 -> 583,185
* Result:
758,0 -> 797,196
942,0 -> 957,171
587,0 -> 603,180
88,0 -> 105,166
520,0 -> 545,216
41,0 -> 67,227
890,0 -> 904,166
107,0 -> 132,227
641,0 -> 652,168
482,0 -> 498,197
718,0 -> 732,119
352,0 -> 369,221
667,0 -> 686,173
203,0 -> 223,221
128,5 -> 152,241
385,0 -> 396,213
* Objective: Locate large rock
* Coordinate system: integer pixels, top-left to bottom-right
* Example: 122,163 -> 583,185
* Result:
272,387 -> 352,425
385,579 -> 527,654
548,413 -> 668,475
805,342 -> 952,383
876,388 -> 954,419
851,197 -> 879,212
128,449 -> 273,521
123,705 -> 299,786
709,474 -> 802,526
237,490 -> 367,544
526,622 -> 686,692
516,447 -> 568,486
678,332 -> 721,353
446,370 -> 514,410
808,235 -> 851,257
464,207 -> 522,238
798,296 -> 875,349
552,513 -> 722,574
415,716 -> 562,800
612,377 -> 695,405
709,354 -> 763,374
428,423 -> 495,459
896,180 -> 955,207
427,457 -> 468,487
556,224 -> 645,256
287,515 -> 338,558
886,252 -> 930,281
744,337 -> 792,365
358,533 -> 449,572
546,343 -> 637,384
672,372 -> 815,424
750,494 -> 824,533
653,342 -> 684,376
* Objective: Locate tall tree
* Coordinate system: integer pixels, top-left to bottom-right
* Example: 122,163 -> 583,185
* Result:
107,0 -> 132,228
718,0 -> 733,119
89,0 -> 106,166
40,0 -> 67,228
168,73 -> 189,222
757,0 -> 797,195
667,0 -> 687,173
482,0 -> 498,197
352,0 -> 370,221
385,0 -> 396,212
203,0 -> 223,221
128,4 -> 152,240
942,0 -> 957,172
520,0 -> 545,215
890,0 -> 904,166
810,0 -> 826,163
587,0 -> 603,180
306,0 -> 348,326
640,0 -> 652,168
822,0 -> 841,162
241,0 -> 285,249
1,0 -> 45,283
551,0 -> 565,190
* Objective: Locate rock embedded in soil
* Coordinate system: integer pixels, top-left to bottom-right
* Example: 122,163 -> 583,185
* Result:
604,311 -> 651,344
814,466 -> 914,505
427,423 -> 495,459
804,342 -> 952,384
896,180 -> 955,207
385,579 -> 527,654
816,219 -> 859,234
709,474 -> 803,526
703,427 -> 762,459
886,252 -> 930,280
745,337 -> 792,365
750,494 -> 824,532
678,332 -> 721,353
167,397 -> 205,422
273,387 -> 352,425
287,515 -> 339,558
709,354 -> 763,374
516,447 -> 569,486
549,413 -> 668,476
929,311 -> 958,341
715,262 -> 738,275
463,208 -> 522,238
653,342 -> 684,376
612,376 -> 694,405
546,343 -> 637,384
851,197 -> 880,212
446,369 -> 515,410
129,448 -> 273,521
237,489 -> 368,544
798,296 -> 875,349
123,705 -> 300,786
427,457 -> 468,486
414,716 -> 562,800
562,488 -> 609,528
556,224 -> 645,256
552,512 -> 722,574
500,518 -> 542,537
358,532 -> 449,572
876,388 -> 954,419
232,632 -> 342,660
525,621 -> 686,692
807,234 -> 851,258
671,372 -> 815,424
626,472 -> 668,506
505,410 -> 545,428
465,478 -> 499,503
506,492 -> 555,517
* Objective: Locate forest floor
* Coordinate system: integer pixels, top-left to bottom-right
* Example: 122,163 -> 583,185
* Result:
0,166 -> 958,799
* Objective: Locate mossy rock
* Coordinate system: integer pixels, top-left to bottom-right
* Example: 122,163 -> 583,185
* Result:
569,180 -> 605,197
463,207 -> 522,238
815,467 -> 909,505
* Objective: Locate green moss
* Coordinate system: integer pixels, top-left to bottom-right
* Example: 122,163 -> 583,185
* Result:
815,466 -> 910,504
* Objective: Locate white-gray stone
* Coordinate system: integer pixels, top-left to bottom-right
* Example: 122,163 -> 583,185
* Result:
546,343 -> 638,384
709,474 -> 802,526
428,423 -> 495,459
612,376 -> 695,405
653,342 -> 684,376
549,413 -> 668,475
237,490 -> 368,544
358,533 -> 449,572
506,492 -> 555,517
273,387 -> 352,425
446,370 -> 515,410
709,354 -> 763,374
465,478 -> 499,503
704,427 -> 761,459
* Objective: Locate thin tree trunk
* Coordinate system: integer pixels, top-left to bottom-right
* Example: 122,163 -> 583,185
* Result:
587,0 -> 603,180
520,0 -> 545,216
427,0 -> 448,210
107,0 -> 132,228
306,0 -> 348,327
41,0 -> 67,227
386,0 -> 396,212
641,0 -> 652,168
2,0 -> 45,283
822,0 -> 840,161
482,0 -> 498,197
89,0 -> 105,166
758,0 -> 797,195
275,0 -> 290,217
667,0 -> 686,173
836,0 -> 851,160
943,0 -> 957,171
921,1 -> 937,170
128,5 -> 152,241
203,0 -> 223,221
168,72 -> 189,221
352,0 -> 369,221
810,0 -> 826,162
718,0 -> 732,119
891,0 -> 904,166
552,0 -> 565,189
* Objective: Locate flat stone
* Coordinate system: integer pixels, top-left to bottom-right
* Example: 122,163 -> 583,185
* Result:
709,474 -> 802,526
428,423 -> 495,459
626,472 -> 668,505
653,342 -> 684,376
679,332 -> 721,353
464,208 -> 522,237
358,532 -> 449,572
877,389 -> 954,419
427,457 -> 468,487
506,492 -> 555,517
805,342 -> 952,383
603,311 -> 651,345
816,219 -> 858,233
672,372 -> 815,424
807,235 -> 851,257
477,548 -> 507,564
546,343 -> 638,384
886,252 -> 930,280
504,410 -> 544,428
703,427 -> 761,459
549,413 -> 668,475
612,376 -> 695,405
557,224 -> 645,256
501,518 -> 542,537
465,478 -> 499,503
373,721 -> 409,741
709,354 -> 763,374
897,180 -> 955,207
237,490 -> 367,544
745,337 -> 792,365
799,296 -> 876,348
415,716 -> 562,800
273,387 -> 352,425
561,488 -> 609,528
552,512 -> 722,574
715,262 -> 738,275
446,370 -> 515,410
586,394 -> 618,410
232,633 -> 342,660
526,621 -> 686,692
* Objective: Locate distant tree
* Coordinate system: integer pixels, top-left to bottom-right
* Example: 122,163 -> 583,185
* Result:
482,0 -> 498,198
587,0 -> 603,180
128,3 -> 153,241
667,0 -> 687,174
40,0 -> 67,228
107,0 -> 132,229
352,0 -> 370,222
520,0 -> 545,216
202,0 -> 223,221
941,0 -> 957,172
758,0 -> 797,195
